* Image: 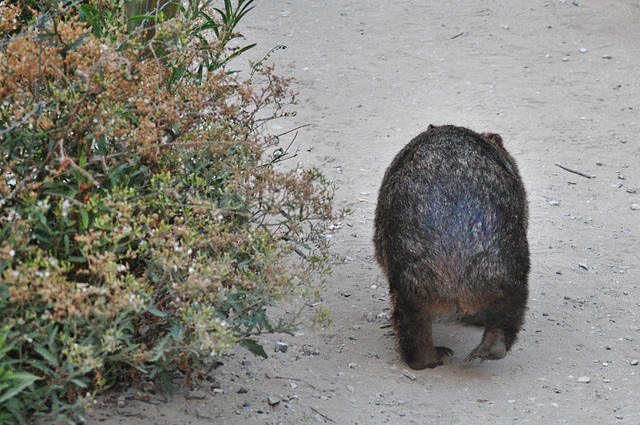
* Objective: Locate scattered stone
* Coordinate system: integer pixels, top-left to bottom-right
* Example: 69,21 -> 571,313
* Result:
348,362 -> 358,369
342,292 -> 352,297
302,345 -> 320,356
366,312 -> 377,322
360,191 -> 370,196
275,341 -> 289,353
631,359 -> 639,366
548,200 -> 560,206
237,387 -> 248,394
579,48 -> 588,53
117,395 -> 126,408
402,369 -> 417,381
602,54 -> 612,59
346,385 -> 355,393
630,204 -> 640,210
577,376 -> 591,383
578,263 -> 588,270
206,375 -> 216,383
241,360 -> 252,366
189,390 -> 207,400
353,325 -> 361,330
290,382 -> 298,390
268,394 -> 281,406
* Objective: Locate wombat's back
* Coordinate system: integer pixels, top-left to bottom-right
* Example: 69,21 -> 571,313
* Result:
374,125 -> 529,311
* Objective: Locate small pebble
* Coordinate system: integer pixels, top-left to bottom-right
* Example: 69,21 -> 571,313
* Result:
578,263 -> 588,270
237,387 -> 248,394
630,204 -> 640,210
360,191 -> 370,196
579,48 -> 588,53
402,369 -> 417,381
290,382 -> 298,390
602,54 -> 612,59
366,312 -> 377,322
577,376 -> 591,383
117,395 -> 126,408
275,341 -> 289,353
268,394 -> 281,406
630,359 -> 639,366
189,390 -> 207,400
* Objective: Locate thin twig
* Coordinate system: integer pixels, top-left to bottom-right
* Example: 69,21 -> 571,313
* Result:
309,406 -> 336,423
555,163 -> 595,179
275,124 -> 310,138
0,100 -> 54,137
294,248 -> 308,259
271,376 -> 317,390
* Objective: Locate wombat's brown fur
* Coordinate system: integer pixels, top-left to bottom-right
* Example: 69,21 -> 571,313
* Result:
373,124 -> 529,369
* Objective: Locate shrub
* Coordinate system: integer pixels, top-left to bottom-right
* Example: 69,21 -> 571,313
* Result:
0,0 -> 338,422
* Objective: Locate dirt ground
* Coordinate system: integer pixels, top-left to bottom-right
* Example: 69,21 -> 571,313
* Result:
87,0 -> 640,423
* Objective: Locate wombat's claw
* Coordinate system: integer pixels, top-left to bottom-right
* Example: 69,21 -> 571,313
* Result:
436,346 -> 455,358
463,340 -> 507,364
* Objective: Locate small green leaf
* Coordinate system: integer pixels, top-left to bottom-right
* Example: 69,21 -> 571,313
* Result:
128,14 -> 156,22
70,379 -> 88,388
79,208 -> 89,231
148,308 -> 167,318
0,372 -> 41,404
239,339 -> 267,358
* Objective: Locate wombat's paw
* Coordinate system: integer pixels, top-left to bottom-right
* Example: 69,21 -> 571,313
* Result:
406,346 -> 454,370
463,340 -> 507,364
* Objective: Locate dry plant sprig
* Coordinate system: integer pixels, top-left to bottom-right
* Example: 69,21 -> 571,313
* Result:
0,1 -> 340,422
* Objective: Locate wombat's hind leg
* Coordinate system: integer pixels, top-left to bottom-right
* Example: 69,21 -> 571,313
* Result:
463,329 -> 507,363
464,290 -> 526,364
392,292 -> 454,369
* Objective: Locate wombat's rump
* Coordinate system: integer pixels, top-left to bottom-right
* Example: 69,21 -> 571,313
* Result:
373,125 -> 529,370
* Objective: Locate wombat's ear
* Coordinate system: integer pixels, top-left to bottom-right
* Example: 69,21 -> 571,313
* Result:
484,133 -> 504,147
428,124 -> 438,131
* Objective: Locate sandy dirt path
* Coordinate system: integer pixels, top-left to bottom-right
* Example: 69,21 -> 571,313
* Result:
88,1 -> 640,423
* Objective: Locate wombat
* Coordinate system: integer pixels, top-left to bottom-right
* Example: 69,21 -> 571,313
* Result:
373,124 -> 529,370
